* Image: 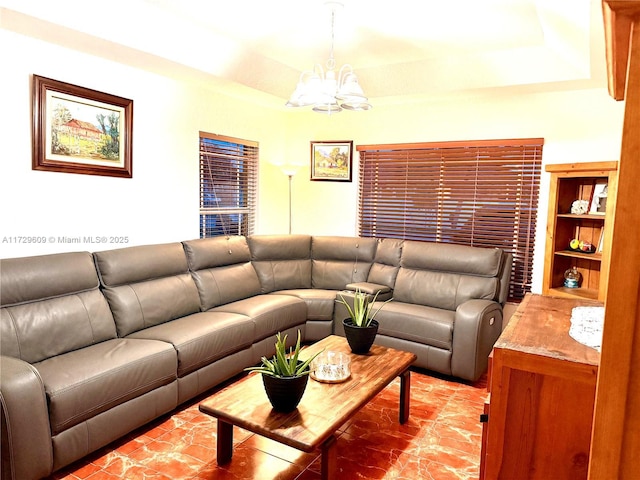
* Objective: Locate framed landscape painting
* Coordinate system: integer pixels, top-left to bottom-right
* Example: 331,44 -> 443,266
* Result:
310,140 -> 353,182
32,75 -> 133,178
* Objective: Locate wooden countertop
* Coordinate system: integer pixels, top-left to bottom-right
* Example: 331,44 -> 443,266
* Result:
496,293 -> 601,367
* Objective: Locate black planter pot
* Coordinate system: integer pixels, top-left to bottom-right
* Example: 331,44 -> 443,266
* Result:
262,371 -> 309,412
343,318 -> 379,354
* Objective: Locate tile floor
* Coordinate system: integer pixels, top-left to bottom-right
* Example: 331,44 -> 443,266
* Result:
50,370 -> 487,480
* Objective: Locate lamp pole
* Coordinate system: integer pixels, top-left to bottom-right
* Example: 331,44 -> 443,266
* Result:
288,173 -> 293,234
282,167 -> 297,234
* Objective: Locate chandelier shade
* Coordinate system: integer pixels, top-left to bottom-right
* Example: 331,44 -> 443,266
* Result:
285,2 -> 371,114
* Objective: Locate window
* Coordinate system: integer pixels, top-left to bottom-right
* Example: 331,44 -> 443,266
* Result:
357,138 -> 543,301
199,132 -> 258,237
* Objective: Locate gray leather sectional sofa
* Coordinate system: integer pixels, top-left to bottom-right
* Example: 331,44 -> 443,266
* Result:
0,234 -> 511,480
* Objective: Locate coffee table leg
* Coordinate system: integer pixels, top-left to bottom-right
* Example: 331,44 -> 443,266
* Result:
320,434 -> 337,480
399,369 -> 411,424
217,419 -> 233,464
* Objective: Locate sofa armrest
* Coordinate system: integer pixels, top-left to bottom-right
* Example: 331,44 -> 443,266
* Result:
451,300 -> 503,381
1,356 -> 53,480
344,282 -> 393,303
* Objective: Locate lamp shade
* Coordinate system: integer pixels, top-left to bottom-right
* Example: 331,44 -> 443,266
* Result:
285,81 -> 313,107
312,100 -> 343,114
336,73 -> 366,100
341,101 -> 373,111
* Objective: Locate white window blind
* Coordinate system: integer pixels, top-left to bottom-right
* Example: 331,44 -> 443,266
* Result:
357,138 -> 543,301
199,132 -> 258,237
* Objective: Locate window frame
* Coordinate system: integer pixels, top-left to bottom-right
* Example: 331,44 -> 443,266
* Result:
199,132 -> 258,238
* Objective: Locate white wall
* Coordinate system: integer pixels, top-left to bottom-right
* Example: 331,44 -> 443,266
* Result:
0,28 -> 288,258
0,26 -> 626,295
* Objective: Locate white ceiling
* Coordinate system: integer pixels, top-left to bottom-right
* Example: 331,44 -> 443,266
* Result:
0,0 -> 607,109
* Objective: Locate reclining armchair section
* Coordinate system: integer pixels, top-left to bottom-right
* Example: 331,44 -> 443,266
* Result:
0,234 -> 512,480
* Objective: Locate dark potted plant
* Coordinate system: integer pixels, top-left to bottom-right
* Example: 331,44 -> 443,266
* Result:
245,330 -> 322,412
337,288 -> 392,354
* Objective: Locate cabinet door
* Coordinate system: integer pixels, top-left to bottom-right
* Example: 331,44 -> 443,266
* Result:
485,355 -> 596,479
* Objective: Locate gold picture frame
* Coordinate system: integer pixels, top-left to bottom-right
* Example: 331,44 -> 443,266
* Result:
310,140 -> 353,182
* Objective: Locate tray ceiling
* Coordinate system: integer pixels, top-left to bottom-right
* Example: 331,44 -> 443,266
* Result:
0,0 -> 608,108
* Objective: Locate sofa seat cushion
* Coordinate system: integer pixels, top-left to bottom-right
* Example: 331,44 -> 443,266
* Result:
34,338 -> 176,436
127,311 -> 254,377
274,289 -> 337,320
374,302 -> 455,351
213,294 -> 306,342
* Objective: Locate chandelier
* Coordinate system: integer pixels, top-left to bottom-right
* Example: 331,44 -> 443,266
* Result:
285,1 -> 372,114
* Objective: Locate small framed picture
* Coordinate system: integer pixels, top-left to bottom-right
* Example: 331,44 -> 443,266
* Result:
32,74 -> 133,178
310,140 -> 353,182
589,181 -> 608,214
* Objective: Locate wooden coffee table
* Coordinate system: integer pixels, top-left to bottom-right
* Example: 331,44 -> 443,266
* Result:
199,335 -> 417,480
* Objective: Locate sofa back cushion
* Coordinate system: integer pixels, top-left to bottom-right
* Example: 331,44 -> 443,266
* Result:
182,236 -> 262,310
311,236 -> 377,290
248,234 -> 312,293
394,241 -> 503,310
0,252 -> 116,363
367,238 -> 403,288
94,243 -> 200,337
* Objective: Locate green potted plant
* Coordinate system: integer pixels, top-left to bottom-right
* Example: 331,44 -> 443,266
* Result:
337,288 -> 393,354
245,330 -> 322,412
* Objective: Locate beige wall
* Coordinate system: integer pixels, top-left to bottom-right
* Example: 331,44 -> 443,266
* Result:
274,90 -> 625,292
0,25 -> 626,294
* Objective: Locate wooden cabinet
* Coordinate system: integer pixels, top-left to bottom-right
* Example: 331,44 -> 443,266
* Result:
543,162 -> 618,302
481,294 -> 600,480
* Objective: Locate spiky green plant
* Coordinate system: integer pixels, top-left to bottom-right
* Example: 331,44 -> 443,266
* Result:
337,288 -> 393,327
244,330 -> 322,378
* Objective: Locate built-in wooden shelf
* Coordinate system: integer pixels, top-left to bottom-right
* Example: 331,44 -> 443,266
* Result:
556,213 -> 605,220
547,286 -> 600,301
542,162 -> 618,302
554,250 -> 602,262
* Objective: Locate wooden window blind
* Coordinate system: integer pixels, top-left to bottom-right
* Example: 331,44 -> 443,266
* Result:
357,138 -> 543,301
199,132 -> 258,237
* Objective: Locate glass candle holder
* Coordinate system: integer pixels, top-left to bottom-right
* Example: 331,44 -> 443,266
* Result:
310,351 -> 351,383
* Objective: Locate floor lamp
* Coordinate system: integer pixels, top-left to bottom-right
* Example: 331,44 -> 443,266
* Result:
282,168 -> 297,234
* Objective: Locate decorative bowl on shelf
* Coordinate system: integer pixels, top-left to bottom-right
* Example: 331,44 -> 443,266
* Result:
568,239 -> 596,253
310,351 -> 351,383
